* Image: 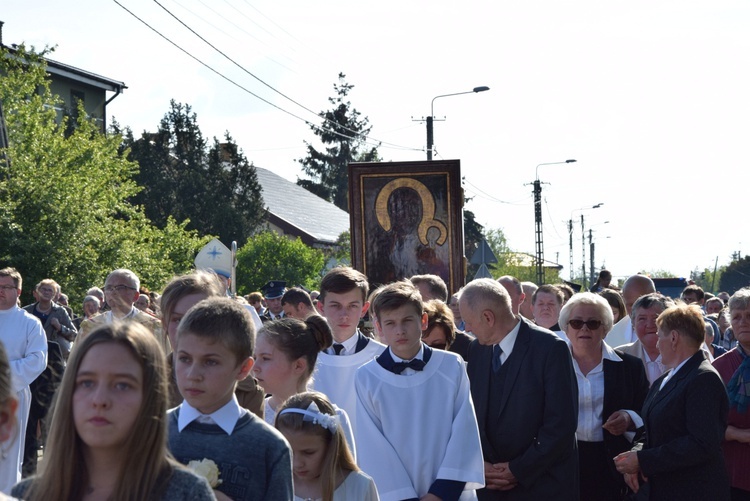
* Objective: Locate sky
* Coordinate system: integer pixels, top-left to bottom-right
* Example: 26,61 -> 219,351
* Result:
3,1 -> 749,283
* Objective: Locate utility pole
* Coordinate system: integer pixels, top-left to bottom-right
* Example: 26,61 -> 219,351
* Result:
534,179 -> 544,285
532,159 -> 577,285
568,219 -> 574,282
589,229 -> 595,286
581,214 -> 586,288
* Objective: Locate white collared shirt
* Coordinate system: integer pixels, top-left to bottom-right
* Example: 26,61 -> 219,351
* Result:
328,330 -> 360,356
641,345 -> 666,385
494,319 -> 521,365
105,306 -> 140,323
391,345 -> 425,376
659,356 -> 691,391
573,342 -> 642,442
177,394 -> 246,435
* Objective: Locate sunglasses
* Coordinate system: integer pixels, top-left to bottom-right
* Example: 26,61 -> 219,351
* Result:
567,319 -> 603,330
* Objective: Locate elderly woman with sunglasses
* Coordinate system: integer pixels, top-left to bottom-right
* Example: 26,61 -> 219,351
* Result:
560,292 -> 649,500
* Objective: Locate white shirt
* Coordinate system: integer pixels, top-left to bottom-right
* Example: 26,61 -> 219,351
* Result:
495,319 -> 521,365
327,330 -> 361,356
641,345 -> 666,385
606,316 -> 636,348
177,395 -> 245,435
572,342 -> 643,442
104,305 -> 141,322
391,345 -> 425,376
659,356 -> 691,391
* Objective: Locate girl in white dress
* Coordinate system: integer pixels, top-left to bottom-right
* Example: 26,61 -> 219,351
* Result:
276,392 -> 378,501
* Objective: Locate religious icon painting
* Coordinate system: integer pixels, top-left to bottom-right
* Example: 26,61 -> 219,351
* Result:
349,160 -> 465,293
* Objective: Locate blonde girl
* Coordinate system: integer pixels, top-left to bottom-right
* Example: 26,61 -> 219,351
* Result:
276,392 -> 378,501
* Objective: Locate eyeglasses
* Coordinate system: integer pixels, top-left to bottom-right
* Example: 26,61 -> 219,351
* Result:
0,285 -> 17,292
567,319 -> 603,330
103,285 -> 137,293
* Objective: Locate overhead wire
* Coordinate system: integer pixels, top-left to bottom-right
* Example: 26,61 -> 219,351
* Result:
152,0 -> 420,151
463,179 -> 532,206
120,0 -> 421,152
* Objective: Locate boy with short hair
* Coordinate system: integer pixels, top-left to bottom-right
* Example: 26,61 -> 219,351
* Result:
311,266 -> 385,434
167,297 -> 293,501
355,282 -> 484,501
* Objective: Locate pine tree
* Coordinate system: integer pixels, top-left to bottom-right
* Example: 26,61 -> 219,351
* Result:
124,101 -> 265,245
297,73 -> 380,211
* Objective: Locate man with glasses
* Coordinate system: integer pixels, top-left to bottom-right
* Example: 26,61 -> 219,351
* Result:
21,279 -> 73,475
22,280 -> 76,358
0,267 -> 47,492
79,269 -> 165,352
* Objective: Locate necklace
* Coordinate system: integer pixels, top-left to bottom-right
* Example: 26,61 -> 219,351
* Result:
36,303 -> 52,314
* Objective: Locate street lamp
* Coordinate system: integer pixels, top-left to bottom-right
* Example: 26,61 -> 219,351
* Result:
568,203 -> 603,283
532,159 -> 576,285
426,86 -> 489,160
588,221 -> 610,285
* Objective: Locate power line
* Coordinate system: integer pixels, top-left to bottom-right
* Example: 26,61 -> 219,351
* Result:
112,0 -> 417,153
463,179 -> 532,206
149,0 -> 421,152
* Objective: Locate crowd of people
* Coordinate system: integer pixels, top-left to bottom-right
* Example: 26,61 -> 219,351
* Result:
0,262 -> 747,501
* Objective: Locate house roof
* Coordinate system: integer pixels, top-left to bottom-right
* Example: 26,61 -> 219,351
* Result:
2,46 -> 127,93
44,56 -> 127,93
255,167 -> 350,246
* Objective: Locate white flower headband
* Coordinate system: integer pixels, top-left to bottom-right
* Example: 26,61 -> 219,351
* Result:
279,401 -> 339,433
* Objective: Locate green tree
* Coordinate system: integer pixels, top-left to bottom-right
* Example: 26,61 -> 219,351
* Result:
122,101 -> 265,245
719,255 -> 750,294
236,231 -> 325,294
468,226 -> 561,284
691,265 -> 725,294
297,73 -> 380,211
640,269 -> 679,279
0,46 -> 206,304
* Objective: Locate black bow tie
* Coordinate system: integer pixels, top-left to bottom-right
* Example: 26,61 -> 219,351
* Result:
391,358 -> 426,374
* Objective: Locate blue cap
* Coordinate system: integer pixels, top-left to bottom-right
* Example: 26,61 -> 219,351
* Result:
261,281 -> 287,299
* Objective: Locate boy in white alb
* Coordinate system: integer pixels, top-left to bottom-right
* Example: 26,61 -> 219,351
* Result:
311,267 -> 384,436
355,282 -> 484,501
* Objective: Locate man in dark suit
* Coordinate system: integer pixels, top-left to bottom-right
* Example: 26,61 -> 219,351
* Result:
459,278 -> 579,500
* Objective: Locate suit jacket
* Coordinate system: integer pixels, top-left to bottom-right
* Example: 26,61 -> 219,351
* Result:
598,350 -> 649,490
637,350 -> 730,501
467,317 -> 579,501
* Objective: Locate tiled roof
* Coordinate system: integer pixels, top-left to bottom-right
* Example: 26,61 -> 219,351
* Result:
255,167 -> 350,245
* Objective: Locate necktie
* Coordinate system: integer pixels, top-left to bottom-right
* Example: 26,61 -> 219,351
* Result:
391,358 -> 426,375
492,344 -> 503,373
332,343 -> 344,355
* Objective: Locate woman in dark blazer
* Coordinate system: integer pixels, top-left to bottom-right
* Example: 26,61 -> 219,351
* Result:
560,293 -> 649,501
615,304 -> 730,501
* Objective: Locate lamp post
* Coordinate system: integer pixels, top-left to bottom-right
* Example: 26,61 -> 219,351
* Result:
426,86 -> 489,160
569,203 -> 603,283
533,159 -> 577,285
588,221 -> 610,285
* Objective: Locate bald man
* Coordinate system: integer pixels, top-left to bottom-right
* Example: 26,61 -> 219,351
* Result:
497,276 -> 525,316
605,274 -> 656,348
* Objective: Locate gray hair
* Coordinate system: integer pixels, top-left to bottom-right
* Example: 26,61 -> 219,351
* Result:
106,268 -> 140,290
559,292 -> 615,334
458,278 -> 512,315
83,295 -> 101,307
729,288 -> 750,313
630,293 -> 674,321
